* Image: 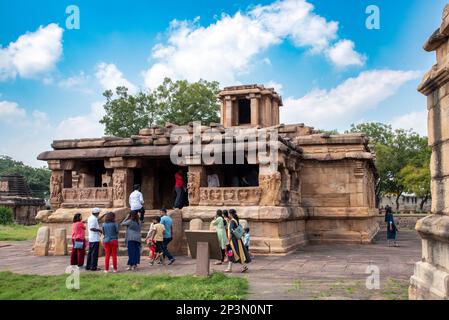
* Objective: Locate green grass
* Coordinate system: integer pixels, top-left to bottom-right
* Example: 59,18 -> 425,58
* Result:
287,280 -> 302,293
0,224 -> 40,241
381,278 -> 409,300
0,271 -> 248,300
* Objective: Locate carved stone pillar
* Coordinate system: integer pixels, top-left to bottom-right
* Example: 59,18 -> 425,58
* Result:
224,96 -> 233,128
259,164 -> 281,206
50,171 -> 63,209
112,168 -> 133,208
187,166 -> 206,205
249,94 -> 260,127
409,5 -> 449,300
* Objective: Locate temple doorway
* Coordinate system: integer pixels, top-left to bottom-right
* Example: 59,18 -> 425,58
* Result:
238,99 -> 251,125
135,159 -> 187,210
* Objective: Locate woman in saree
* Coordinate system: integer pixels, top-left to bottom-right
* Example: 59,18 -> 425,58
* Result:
225,209 -> 251,273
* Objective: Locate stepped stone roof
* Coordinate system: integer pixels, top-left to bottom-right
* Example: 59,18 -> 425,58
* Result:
0,174 -> 45,206
0,174 -> 32,197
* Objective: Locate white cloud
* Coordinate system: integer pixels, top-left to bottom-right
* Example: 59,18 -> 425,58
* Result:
58,71 -> 89,89
391,110 -> 428,136
280,69 -> 421,130
143,0 -> 365,88
0,100 -> 105,167
54,102 -> 105,139
95,62 -> 137,94
266,81 -> 283,95
0,23 -> 63,81
326,40 -> 366,68
0,100 -> 26,121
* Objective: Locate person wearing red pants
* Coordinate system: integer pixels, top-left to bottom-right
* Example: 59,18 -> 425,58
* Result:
102,212 -> 119,273
70,213 -> 86,267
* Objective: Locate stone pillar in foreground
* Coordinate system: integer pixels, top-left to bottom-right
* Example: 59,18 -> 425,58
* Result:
409,5 -> 449,300
34,226 -> 50,256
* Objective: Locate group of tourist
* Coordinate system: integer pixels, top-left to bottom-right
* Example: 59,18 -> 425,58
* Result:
70,180 -> 178,272
70,207 -> 176,272
211,209 -> 251,273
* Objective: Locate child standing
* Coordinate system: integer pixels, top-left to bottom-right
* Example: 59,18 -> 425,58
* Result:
145,222 -> 157,261
243,227 -> 251,256
102,212 -> 119,273
150,216 -> 165,265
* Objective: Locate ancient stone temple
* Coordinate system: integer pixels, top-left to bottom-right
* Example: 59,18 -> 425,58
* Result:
36,84 -> 378,255
0,174 -> 45,225
409,5 -> 449,300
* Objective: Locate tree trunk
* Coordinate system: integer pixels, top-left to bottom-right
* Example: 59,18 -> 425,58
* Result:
395,192 -> 402,212
419,194 -> 429,212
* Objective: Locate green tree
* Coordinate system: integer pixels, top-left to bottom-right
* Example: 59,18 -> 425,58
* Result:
100,87 -> 159,137
0,155 -> 51,199
100,78 -> 221,137
349,123 -> 429,210
398,137 -> 431,211
154,78 -> 220,125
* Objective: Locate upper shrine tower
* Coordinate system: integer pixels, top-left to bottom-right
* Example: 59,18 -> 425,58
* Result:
217,84 -> 283,128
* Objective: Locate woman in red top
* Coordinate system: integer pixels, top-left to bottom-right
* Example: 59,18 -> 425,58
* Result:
174,169 -> 185,209
70,213 -> 86,267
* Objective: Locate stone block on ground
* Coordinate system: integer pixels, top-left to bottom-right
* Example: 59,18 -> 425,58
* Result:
34,226 -> 50,256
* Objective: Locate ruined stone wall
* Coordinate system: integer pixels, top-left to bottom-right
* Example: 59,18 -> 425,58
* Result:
409,5 -> 449,299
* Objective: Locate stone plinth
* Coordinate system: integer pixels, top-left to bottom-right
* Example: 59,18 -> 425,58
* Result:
183,206 -> 307,254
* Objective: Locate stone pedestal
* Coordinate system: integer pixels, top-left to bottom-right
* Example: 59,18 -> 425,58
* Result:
409,5 -> 449,299
54,228 -> 68,256
196,242 -> 210,277
34,226 -> 50,256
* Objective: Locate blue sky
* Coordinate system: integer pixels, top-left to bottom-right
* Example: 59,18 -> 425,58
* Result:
0,0 -> 446,167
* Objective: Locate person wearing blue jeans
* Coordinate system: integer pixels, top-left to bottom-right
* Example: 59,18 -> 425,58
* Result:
160,208 -> 175,265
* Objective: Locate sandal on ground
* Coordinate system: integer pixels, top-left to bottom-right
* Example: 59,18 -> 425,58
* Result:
224,269 -> 232,273
126,266 -> 132,271
241,266 -> 248,273
214,261 -> 223,265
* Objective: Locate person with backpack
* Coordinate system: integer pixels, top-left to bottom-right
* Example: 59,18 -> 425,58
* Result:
224,209 -> 251,273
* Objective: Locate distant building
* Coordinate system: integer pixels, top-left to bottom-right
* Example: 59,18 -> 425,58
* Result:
379,193 -> 431,213
0,174 -> 45,225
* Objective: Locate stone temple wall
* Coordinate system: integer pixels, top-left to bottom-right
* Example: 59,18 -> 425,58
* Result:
409,5 -> 449,300
301,160 -> 378,244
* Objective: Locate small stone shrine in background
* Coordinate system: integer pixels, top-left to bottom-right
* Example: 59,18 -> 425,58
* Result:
0,174 -> 45,225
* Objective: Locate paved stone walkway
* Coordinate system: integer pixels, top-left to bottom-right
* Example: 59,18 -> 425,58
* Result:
0,230 -> 421,300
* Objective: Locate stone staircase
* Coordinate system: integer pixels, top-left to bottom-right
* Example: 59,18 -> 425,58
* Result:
118,209 -> 163,256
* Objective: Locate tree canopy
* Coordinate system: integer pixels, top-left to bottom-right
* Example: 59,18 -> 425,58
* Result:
100,78 -> 220,137
0,156 -> 50,199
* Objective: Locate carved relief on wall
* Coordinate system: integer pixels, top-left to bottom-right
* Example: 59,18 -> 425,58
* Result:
0,181 -> 9,192
50,172 -> 63,207
62,187 -> 113,208
112,170 -> 125,201
259,172 -> 282,206
198,187 -> 261,206
187,171 -> 200,205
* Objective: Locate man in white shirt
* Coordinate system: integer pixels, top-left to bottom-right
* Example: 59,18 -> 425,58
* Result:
86,207 -> 102,271
129,184 -> 145,222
